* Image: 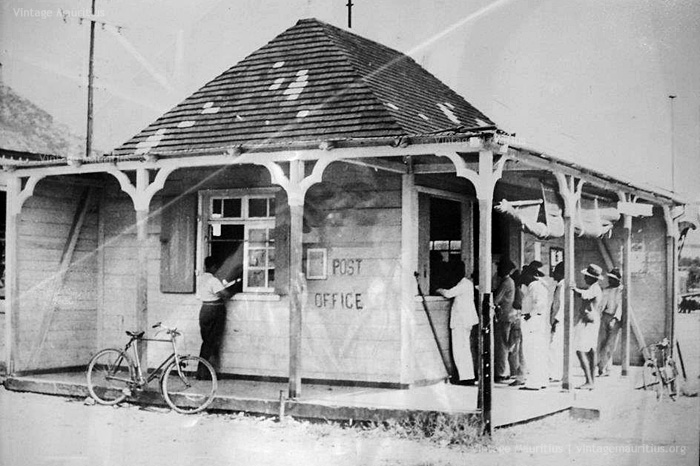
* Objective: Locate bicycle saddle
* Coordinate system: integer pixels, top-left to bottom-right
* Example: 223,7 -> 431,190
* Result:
126,330 -> 145,339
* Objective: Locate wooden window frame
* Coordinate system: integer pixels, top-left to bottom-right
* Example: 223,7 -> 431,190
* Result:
198,188 -> 278,294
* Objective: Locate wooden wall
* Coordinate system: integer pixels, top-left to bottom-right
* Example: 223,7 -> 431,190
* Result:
98,163 -> 427,385
15,179 -> 99,372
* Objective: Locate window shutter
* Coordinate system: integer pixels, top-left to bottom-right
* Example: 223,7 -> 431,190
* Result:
160,194 -> 197,293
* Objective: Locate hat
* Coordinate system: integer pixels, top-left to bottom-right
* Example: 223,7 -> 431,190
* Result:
497,259 -> 517,275
581,264 -> 603,280
525,260 -> 545,278
607,268 -> 621,282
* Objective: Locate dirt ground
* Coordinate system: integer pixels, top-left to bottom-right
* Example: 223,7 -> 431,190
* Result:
0,382 -> 697,466
1,314 -> 698,466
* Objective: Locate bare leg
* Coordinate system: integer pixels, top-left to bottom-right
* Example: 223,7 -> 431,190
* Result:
587,349 -> 596,387
576,350 -> 593,389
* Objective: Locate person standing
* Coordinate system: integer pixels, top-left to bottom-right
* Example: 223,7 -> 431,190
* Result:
197,256 -> 234,379
508,268 -> 527,387
437,261 -> 480,385
494,259 -> 517,383
548,262 -> 565,382
573,264 -> 604,390
519,260 -> 550,390
597,268 -> 623,377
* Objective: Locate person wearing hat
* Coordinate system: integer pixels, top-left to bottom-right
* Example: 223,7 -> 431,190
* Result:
519,260 -> 551,390
573,263 -> 604,390
493,258 -> 518,383
597,268 -> 623,377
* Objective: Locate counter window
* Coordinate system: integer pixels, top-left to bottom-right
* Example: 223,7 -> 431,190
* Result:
203,191 -> 276,293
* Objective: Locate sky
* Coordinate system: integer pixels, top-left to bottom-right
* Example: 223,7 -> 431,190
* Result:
1,0 -> 699,210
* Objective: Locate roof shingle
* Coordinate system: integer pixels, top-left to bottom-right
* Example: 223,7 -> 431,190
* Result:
114,18 -> 495,156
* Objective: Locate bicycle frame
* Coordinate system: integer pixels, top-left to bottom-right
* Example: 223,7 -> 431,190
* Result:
122,332 -> 189,388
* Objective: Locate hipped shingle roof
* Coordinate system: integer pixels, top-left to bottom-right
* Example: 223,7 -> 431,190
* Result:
114,18 -> 495,157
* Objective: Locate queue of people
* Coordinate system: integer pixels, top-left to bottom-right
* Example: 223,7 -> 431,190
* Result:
490,258 -> 622,391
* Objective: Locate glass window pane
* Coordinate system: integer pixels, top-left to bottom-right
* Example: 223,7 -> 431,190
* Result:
212,199 -> 223,216
268,248 -> 275,267
248,249 -> 267,267
248,228 -> 267,243
248,269 -> 265,288
223,198 -> 241,218
434,240 -> 449,251
249,198 -> 268,217
268,269 -> 275,287
268,197 -> 276,216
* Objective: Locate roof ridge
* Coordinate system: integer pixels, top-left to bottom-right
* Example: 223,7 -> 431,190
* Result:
304,20 -> 406,135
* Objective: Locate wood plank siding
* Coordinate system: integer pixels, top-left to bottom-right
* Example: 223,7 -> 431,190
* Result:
15,179 -> 99,372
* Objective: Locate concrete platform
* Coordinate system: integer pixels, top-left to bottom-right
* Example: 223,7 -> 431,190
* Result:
2,370 -> 582,428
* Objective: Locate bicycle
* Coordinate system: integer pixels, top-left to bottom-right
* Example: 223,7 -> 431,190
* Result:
86,322 -> 218,413
639,338 -> 679,401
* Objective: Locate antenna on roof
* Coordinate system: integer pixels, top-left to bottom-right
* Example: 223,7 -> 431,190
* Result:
346,0 -> 354,28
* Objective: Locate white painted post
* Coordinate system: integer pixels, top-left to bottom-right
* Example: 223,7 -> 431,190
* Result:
555,173 -> 582,391
288,160 -> 304,398
4,176 -> 20,375
135,168 -> 150,370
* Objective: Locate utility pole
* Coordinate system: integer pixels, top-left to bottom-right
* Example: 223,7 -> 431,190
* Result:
86,0 -> 96,159
346,0 -> 354,28
669,95 -> 677,193
61,2 -> 122,159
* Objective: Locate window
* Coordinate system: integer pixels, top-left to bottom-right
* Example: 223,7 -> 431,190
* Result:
202,190 -> 276,293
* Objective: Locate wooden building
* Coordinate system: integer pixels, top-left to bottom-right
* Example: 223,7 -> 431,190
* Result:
1,19 -> 690,432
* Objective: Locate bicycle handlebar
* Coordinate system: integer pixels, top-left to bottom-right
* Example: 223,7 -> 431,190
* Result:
151,322 -> 181,337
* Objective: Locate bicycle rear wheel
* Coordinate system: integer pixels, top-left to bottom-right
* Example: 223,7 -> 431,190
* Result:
641,361 -> 662,400
161,356 -> 217,414
87,348 -> 134,405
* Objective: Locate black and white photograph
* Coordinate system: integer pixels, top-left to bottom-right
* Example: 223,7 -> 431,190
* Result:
1,1 -> 699,465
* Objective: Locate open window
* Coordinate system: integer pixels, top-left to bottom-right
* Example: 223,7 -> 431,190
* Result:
200,189 -> 277,293
417,192 -> 473,295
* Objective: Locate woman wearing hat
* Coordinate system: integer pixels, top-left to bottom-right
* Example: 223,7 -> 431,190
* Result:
573,264 -> 604,389
597,268 -> 623,377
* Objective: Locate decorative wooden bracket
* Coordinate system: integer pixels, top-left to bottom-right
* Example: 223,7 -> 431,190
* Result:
662,204 -> 681,239
437,151 -> 507,200
617,191 -> 637,229
554,172 -> 584,218
106,166 -> 176,211
260,158 -> 332,206
8,175 -> 46,216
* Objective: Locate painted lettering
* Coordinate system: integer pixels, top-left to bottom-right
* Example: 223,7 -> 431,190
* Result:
313,292 -> 364,310
331,258 -> 364,276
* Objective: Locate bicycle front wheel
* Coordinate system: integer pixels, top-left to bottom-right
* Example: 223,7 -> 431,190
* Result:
161,356 -> 217,414
87,348 -> 134,405
664,359 -> 679,400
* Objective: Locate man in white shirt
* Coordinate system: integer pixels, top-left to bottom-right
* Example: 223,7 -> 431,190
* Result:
597,268 -> 623,377
548,262 -> 565,382
196,256 -> 234,379
437,261 -> 480,384
519,260 -> 550,391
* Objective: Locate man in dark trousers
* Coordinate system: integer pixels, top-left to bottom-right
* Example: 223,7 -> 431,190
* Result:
196,256 -> 234,379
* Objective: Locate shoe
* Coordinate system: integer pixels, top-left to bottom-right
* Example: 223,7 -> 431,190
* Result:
599,370 -> 610,377
576,383 -> 594,390
519,386 -> 540,391
509,380 -> 525,387
549,378 -> 561,383
460,379 -> 477,386
495,376 -> 511,383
